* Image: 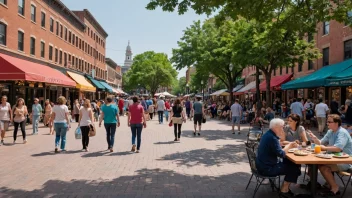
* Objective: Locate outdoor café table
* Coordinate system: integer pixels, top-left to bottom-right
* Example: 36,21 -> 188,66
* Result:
286,152 -> 352,197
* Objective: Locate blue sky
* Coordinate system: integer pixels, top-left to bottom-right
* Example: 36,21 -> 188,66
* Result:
61,0 -> 207,78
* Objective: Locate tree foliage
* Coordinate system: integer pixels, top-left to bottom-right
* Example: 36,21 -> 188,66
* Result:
124,51 -> 178,96
172,76 -> 187,96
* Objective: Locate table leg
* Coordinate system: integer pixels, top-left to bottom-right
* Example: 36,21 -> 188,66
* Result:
310,164 -> 318,197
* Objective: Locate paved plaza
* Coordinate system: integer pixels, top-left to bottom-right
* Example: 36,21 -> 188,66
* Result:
0,117 -> 351,198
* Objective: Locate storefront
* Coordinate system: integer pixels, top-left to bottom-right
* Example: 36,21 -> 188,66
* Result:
66,71 -> 96,102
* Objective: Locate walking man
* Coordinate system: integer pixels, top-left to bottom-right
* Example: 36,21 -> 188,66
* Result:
231,99 -> 242,134
290,98 -> 305,120
315,98 -> 329,136
156,96 -> 165,124
185,98 -> 192,120
192,96 -> 204,136
128,96 -> 147,153
31,98 -> 42,135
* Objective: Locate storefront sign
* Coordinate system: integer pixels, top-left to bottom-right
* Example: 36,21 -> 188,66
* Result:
327,79 -> 352,86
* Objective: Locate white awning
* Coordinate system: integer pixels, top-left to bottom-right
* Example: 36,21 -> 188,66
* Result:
236,81 -> 256,93
210,89 -> 229,96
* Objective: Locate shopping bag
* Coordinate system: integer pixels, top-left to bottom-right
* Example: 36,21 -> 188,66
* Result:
169,120 -> 173,127
75,127 -> 82,139
88,124 -> 96,137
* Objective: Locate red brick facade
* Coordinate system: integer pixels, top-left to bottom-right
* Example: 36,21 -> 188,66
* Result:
0,0 -> 107,80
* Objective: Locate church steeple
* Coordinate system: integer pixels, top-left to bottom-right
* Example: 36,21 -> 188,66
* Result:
122,41 -> 133,74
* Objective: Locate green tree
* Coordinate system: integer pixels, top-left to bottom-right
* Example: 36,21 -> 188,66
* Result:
189,72 -> 209,94
172,19 -> 248,102
172,76 -> 187,96
213,80 -> 226,91
125,51 -> 178,96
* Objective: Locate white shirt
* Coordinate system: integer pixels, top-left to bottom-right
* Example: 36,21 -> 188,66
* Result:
231,103 -> 242,117
315,103 -> 329,117
304,102 -> 314,109
79,107 -> 92,126
52,105 -> 69,123
157,100 -> 165,111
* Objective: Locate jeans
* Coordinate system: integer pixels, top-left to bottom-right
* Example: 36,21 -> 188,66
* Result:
158,111 -> 164,123
164,111 -> 169,121
54,123 -> 68,150
32,115 -> 40,134
104,123 -> 116,149
80,126 -> 90,149
14,121 -> 26,141
131,123 -> 143,150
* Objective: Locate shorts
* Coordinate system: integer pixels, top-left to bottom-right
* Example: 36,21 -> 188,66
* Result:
328,164 -> 352,172
0,120 -> 9,131
194,114 -> 203,125
232,116 -> 241,124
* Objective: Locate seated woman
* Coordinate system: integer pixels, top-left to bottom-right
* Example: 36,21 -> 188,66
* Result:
280,114 -> 309,146
256,118 -> 301,197
217,103 -> 224,117
210,103 -> 217,118
221,102 -> 230,120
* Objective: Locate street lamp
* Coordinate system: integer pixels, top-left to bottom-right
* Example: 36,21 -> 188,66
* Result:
186,83 -> 189,94
201,80 -> 204,100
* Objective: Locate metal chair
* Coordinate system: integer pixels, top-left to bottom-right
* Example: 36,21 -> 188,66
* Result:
245,147 -> 281,198
335,169 -> 352,198
247,120 -> 264,143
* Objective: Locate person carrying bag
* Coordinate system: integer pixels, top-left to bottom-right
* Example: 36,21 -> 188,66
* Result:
78,99 -> 94,152
170,99 -> 186,142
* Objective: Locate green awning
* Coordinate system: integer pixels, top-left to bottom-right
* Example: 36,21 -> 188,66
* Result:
282,59 -> 352,90
85,75 -> 106,90
326,66 -> 352,86
99,81 -> 113,93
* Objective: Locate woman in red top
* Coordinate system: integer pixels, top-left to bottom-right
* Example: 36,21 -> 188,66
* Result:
127,96 -> 147,153
164,99 -> 171,122
118,98 -> 124,116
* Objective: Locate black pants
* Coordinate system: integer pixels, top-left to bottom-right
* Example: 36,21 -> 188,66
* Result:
258,158 -> 301,183
149,113 -> 153,120
14,121 -> 26,141
80,126 -> 90,149
174,124 -> 182,138
74,114 -> 79,122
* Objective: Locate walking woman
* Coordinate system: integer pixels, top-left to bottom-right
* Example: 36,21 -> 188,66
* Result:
0,96 -> 12,145
31,98 -> 42,135
73,99 -> 80,122
128,96 -> 146,153
50,96 -> 70,153
99,96 -> 120,152
79,99 -> 94,152
13,98 -> 28,144
44,99 -> 54,134
170,99 -> 186,141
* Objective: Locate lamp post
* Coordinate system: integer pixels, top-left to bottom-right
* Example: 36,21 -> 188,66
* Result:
229,64 -> 234,103
201,80 -> 204,100
186,83 -> 189,94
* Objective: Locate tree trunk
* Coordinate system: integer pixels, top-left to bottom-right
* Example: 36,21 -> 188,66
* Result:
255,68 -> 262,116
228,78 -> 234,104
264,71 -> 272,108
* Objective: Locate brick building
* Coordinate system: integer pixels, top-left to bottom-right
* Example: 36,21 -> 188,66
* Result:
0,0 -> 108,107
106,57 -> 123,93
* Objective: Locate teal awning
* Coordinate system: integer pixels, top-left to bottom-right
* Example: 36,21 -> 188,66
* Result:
99,81 -> 113,93
282,59 -> 352,90
326,66 -> 352,86
85,75 -> 106,90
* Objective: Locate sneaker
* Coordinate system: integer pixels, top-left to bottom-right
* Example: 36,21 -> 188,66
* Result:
82,149 -> 86,152
13,140 -> 16,144
61,150 -> 67,153
23,139 -> 27,144
232,132 -> 236,134
110,148 -> 113,152
85,149 -> 89,152
131,145 -> 136,152
55,148 -> 59,153
197,133 -> 200,136
0,140 -> 4,145
174,138 -> 177,141
136,150 -> 140,153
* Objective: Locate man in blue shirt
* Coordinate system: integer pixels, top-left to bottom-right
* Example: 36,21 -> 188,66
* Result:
309,114 -> 352,196
256,118 -> 300,197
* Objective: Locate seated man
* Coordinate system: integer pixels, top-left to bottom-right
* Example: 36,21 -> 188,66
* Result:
259,107 -> 275,124
308,114 -> 352,196
256,118 -> 301,197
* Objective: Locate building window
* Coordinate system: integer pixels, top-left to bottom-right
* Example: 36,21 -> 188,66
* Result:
346,11 -> 352,25
18,0 -> 24,15
72,56 -> 75,67
72,34 -> 75,45
18,31 -> 24,51
68,54 -> 71,66
68,31 -> 71,43
55,48 -> 58,63
30,37 -> 35,55
40,41 -> 44,58
1,0 -> 7,5
323,21 -> 329,35
64,27 -> 67,41
41,12 -> 45,28
31,5 -> 36,22
56,21 -> 59,35
298,63 -> 302,72
308,60 -> 313,70
59,50 -> 62,64
79,39 -> 82,49
50,18 -> 54,32
49,45 -> 53,60
323,47 -> 330,66
344,39 -> 352,60
64,52 -> 67,67
60,24 -> 63,38
75,57 -> 78,69
75,36 -> 78,47
0,23 -> 6,46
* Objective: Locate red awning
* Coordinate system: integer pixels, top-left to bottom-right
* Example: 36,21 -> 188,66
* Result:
258,73 -> 293,91
0,53 -> 76,87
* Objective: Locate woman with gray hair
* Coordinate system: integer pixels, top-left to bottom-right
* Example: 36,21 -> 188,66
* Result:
255,118 -> 301,197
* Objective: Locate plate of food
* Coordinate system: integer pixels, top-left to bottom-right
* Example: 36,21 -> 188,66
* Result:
332,153 -> 350,158
294,150 -> 309,156
315,154 -> 333,159
288,148 -> 298,153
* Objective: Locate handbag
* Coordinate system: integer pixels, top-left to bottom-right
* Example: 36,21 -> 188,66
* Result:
202,116 -> 206,123
75,127 -> 82,139
169,120 -> 173,127
88,124 -> 96,137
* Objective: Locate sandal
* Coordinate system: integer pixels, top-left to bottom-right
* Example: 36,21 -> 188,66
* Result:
319,190 -> 340,197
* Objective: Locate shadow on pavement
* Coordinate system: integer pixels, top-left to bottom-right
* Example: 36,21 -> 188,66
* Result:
158,144 -> 247,167
154,141 -> 177,145
182,130 -> 248,141
32,150 -> 82,157
0,168 -> 285,197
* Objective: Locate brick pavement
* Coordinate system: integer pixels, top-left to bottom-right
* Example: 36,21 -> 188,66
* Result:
0,117 -> 351,198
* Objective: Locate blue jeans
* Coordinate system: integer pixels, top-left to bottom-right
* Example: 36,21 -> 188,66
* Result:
131,123 -> 143,150
164,111 -> 169,121
158,111 -> 163,123
104,123 -> 116,149
54,123 -> 68,150
32,115 -> 40,134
